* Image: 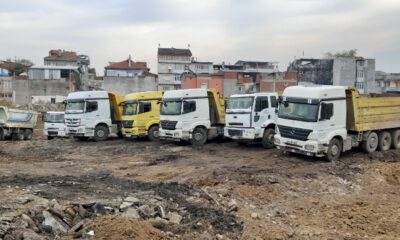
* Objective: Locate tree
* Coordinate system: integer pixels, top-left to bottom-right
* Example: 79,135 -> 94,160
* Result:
2,59 -> 34,76
325,49 -> 358,59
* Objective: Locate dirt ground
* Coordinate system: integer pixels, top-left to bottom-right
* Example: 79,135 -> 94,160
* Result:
0,123 -> 400,240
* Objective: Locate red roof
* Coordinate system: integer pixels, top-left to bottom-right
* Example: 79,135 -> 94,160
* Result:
105,59 -> 148,70
44,49 -> 79,62
158,48 -> 192,57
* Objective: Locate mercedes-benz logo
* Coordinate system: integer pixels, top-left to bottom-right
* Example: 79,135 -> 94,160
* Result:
290,129 -> 295,135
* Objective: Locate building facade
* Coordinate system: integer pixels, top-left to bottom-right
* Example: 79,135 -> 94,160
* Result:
157,48 -> 192,90
103,56 -> 157,96
375,71 -> 400,93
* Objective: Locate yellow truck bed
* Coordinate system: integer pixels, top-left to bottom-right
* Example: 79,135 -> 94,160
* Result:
207,89 -> 225,125
108,92 -> 123,122
346,88 -> 400,132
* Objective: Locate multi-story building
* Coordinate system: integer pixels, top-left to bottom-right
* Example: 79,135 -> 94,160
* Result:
288,56 -> 377,94
103,56 -> 157,96
157,47 -> 192,90
375,71 -> 400,93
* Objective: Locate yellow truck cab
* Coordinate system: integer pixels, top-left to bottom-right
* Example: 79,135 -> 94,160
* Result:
121,91 -> 164,141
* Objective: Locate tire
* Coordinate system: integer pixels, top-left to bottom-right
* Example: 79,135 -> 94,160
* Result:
262,128 -> 275,149
93,125 -> 109,141
24,129 -> 33,140
47,136 -> 54,140
12,131 -> 24,141
148,125 -> 160,141
391,129 -> 400,149
190,127 -> 207,146
361,131 -> 378,153
378,131 -> 391,151
325,138 -> 342,161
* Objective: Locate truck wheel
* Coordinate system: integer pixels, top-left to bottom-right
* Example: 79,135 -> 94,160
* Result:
262,128 -> 275,149
362,131 -> 378,153
12,131 -> 24,141
24,129 -> 33,140
148,125 -> 160,141
378,131 -> 391,151
325,138 -> 342,161
94,125 -> 109,141
190,128 -> 207,146
391,129 -> 400,149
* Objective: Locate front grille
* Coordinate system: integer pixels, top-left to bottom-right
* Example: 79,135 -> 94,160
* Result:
160,120 -> 177,130
278,125 -> 312,141
122,120 -> 133,128
228,129 -> 243,137
65,118 -> 80,127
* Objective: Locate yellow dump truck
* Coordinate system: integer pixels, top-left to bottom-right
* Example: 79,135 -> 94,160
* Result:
0,106 -> 38,140
275,86 -> 400,161
120,91 -> 164,141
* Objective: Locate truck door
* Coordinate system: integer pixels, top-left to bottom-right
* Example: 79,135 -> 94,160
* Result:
84,100 -> 100,133
253,96 -> 270,133
137,101 -> 152,129
269,95 -> 278,121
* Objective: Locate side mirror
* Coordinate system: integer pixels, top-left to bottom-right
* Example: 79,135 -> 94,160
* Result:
320,103 -> 333,121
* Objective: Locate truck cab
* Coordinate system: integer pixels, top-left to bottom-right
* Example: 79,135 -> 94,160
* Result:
120,91 -> 164,141
159,88 -> 225,146
64,91 -> 123,141
224,92 -> 278,148
43,111 -> 66,139
274,86 -> 348,160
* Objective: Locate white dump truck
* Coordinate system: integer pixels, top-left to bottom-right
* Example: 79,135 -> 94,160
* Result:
159,88 -> 225,146
224,92 -> 278,148
274,86 -> 400,161
0,106 -> 38,140
43,111 -> 66,140
64,91 -> 123,141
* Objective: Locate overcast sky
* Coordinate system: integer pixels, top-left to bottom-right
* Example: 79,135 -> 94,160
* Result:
1,0 -> 399,74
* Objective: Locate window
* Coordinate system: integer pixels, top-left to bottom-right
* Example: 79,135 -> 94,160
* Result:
270,96 -> 278,108
175,75 -> 181,81
183,101 -> 196,114
139,102 -> 152,113
51,97 -> 56,104
86,101 -> 98,112
255,97 -> 269,112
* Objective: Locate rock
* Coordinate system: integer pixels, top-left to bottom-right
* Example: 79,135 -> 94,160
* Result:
216,233 -> 224,239
149,217 -> 169,229
21,214 -> 40,233
137,205 -> 152,218
167,212 -> 182,224
227,199 -> 238,212
86,230 -> 95,237
21,229 -> 44,240
124,208 -> 141,219
42,210 -> 69,233
251,213 -> 260,219
64,207 -> 76,217
119,202 -> 133,211
78,205 -> 89,218
92,203 -> 106,215
124,196 -> 140,204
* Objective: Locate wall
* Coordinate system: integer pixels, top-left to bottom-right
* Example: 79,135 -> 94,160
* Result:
103,75 -> 157,96
13,79 -> 71,105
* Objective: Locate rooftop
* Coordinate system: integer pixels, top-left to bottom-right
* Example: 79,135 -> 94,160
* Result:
105,57 -> 149,70
158,48 -> 192,57
44,49 -> 79,62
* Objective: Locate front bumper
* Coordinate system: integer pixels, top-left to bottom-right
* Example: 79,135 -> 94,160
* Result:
44,129 -> 66,137
159,128 -> 191,141
66,126 -> 94,137
224,127 -> 257,140
274,134 -> 326,157
122,127 -> 147,138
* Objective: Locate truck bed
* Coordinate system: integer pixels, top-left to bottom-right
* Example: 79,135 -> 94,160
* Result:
346,88 -> 400,131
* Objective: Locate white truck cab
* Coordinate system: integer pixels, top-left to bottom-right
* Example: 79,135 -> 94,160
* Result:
43,111 -> 66,139
224,92 -> 278,148
274,86 -> 347,160
159,88 -> 225,146
64,91 -> 122,141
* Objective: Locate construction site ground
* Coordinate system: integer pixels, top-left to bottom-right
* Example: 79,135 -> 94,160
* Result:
1,124 -> 400,239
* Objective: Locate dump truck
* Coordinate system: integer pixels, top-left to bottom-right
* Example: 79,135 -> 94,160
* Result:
120,91 -> 164,141
274,86 -> 400,161
43,111 -> 66,140
64,91 -> 123,141
0,106 -> 38,140
224,92 -> 278,148
159,88 -> 225,146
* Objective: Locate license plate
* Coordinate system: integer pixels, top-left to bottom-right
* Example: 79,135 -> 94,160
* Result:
126,134 -> 131,138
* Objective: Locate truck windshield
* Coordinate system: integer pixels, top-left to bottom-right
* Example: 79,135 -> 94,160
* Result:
45,113 -> 64,123
278,102 -> 319,122
227,97 -> 253,111
160,101 -> 182,115
65,100 -> 85,113
122,102 -> 138,115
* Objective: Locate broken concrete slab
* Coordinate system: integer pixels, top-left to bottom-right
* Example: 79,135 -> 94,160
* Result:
167,212 -> 182,224
123,208 -> 141,219
42,210 -> 69,233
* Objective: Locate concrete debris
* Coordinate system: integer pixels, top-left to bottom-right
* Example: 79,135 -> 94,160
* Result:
119,201 -> 133,210
137,205 -> 152,218
42,210 -> 69,233
167,212 -> 183,224
251,213 -> 260,219
149,217 -> 169,229
123,208 -> 141,219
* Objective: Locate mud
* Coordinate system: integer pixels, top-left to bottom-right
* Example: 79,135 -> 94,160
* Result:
0,124 -> 400,239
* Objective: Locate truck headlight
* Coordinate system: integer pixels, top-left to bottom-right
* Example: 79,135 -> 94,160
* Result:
275,126 -> 280,134
305,144 -> 315,151
274,138 -> 280,145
